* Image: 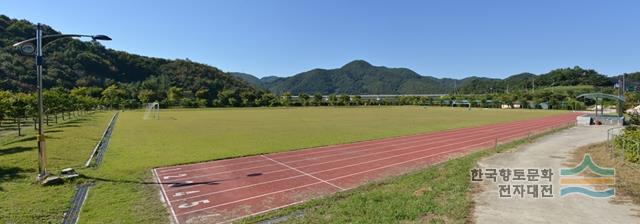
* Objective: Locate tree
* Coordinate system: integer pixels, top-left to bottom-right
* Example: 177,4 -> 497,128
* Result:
217,89 -> 240,107
352,95 -> 362,106
298,93 -> 310,106
167,87 -> 183,106
0,91 -> 11,127
327,94 -> 338,106
8,93 -> 35,136
43,88 -> 65,124
313,93 -> 323,106
259,93 -> 277,107
240,91 -> 256,107
137,89 -> 155,104
101,84 -> 125,109
281,92 -> 292,106
339,94 -> 351,106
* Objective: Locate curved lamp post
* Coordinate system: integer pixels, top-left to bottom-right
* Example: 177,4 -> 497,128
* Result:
12,23 -> 111,182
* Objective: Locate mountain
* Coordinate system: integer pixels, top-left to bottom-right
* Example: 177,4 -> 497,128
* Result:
251,60 -> 455,94
0,14 -> 619,99
228,72 -> 265,88
0,14 -> 260,106
456,68 -> 614,94
232,60 -> 615,95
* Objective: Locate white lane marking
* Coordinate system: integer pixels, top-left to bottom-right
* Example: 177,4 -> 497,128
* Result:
163,174 -> 187,180
158,115 -> 565,175
173,190 -> 200,197
261,155 -> 345,190
159,114 -> 576,177
158,167 -> 182,173
153,169 -> 181,224
175,121 -> 574,215
178,199 -> 210,209
214,122 -> 577,223
168,118 -> 568,198
178,140 -> 492,216
164,117 -> 564,183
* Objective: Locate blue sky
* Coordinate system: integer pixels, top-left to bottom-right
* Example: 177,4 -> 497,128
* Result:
2,0 -> 639,78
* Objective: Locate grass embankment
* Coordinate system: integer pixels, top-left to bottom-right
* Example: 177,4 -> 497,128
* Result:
0,112 -> 112,223
571,143 -> 640,205
78,106 -> 566,223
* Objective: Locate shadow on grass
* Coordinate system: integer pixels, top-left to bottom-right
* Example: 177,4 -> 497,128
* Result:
0,166 -> 30,191
3,136 -> 36,144
81,172 -> 263,188
1,135 -> 61,146
46,117 -> 93,130
49,124 -> 81,129
0,146 -> 35,156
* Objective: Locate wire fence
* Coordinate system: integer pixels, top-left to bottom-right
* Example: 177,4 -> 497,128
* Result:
606,126 -> 640,170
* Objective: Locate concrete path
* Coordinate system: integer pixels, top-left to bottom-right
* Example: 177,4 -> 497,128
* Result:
473,126 -> 640,224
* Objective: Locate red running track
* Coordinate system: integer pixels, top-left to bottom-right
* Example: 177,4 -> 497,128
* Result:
153,113 -> 579,224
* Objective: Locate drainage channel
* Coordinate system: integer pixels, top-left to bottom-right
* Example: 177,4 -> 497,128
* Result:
62,111 -> 119,224
61,183 -> 92,224
85,111 -> 119,167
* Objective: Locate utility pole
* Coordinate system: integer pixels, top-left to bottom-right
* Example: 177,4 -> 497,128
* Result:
532,78 -> 535,93
36,23 -> 47,181
13,24 -> 111,182
618,75 -> 624,117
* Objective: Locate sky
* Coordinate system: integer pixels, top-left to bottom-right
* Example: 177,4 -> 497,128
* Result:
1,0 -> 639,78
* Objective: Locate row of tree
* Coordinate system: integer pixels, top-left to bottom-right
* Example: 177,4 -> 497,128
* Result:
0,88 -> 100,135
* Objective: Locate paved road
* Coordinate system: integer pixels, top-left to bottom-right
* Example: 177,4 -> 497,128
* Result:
474,126 -> 640,224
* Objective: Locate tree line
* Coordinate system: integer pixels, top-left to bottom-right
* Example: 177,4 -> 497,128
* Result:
0,87 -> 100,136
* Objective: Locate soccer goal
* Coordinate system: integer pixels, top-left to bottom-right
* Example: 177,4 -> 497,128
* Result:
143,101 -> 160,120
451,100 -> 471,110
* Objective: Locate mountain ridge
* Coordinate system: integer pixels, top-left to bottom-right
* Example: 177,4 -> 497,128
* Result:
230,60 -> 615,95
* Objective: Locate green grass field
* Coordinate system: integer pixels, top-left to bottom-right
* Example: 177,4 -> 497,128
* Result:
0,106 -> 568,223
77,106 -> 566,223
0,112 -> 113,223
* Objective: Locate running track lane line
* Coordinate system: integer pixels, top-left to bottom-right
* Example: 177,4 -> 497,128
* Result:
162,117 -> 572,217
160,113 -> 577,181
260,155 -> 345,190
160,114 -> 572,191
167,117 -> 568,204
171,122 -> 572,221
172,120 -> 571,214
157,114 -> 578,222
162,116 -> 572,207
177,134 -> 505,217
155,113 -> 576,175
153,169 -> 180,224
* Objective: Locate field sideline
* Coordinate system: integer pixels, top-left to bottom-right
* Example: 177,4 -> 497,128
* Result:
76,106 -> 568,223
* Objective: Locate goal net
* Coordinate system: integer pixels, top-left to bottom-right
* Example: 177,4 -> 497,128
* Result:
143,102 -> 160,120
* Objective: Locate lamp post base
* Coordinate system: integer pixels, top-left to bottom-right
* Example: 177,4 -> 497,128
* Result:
41,175 -> 63,186
36,172 -> 49,182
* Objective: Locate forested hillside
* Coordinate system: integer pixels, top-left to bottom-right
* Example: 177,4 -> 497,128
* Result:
240,60 -> 457,94
232,61 -> 616,95
0,15 -> 262,107
0,14 -> 624,106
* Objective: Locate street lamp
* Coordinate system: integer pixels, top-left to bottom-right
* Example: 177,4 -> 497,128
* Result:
12,23 -> 111,182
